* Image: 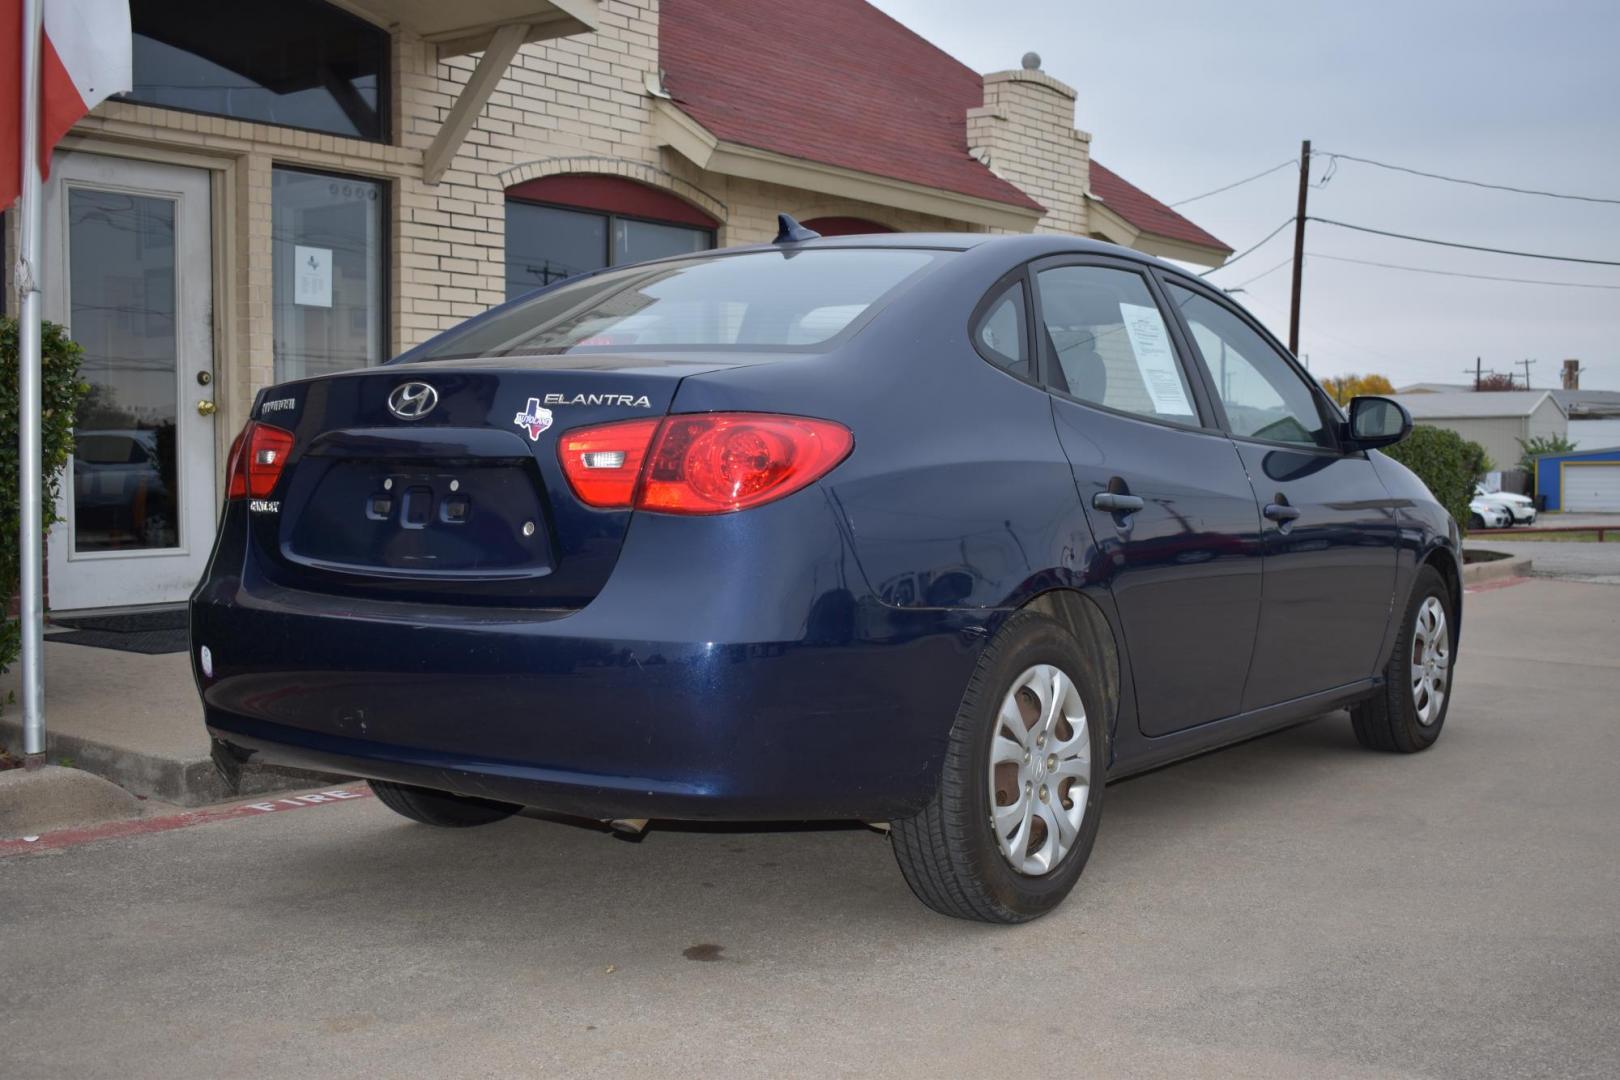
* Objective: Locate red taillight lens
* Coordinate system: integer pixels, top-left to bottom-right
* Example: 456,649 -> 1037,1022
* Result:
557,417 -> 661,508
557,413 -> 853,515
225,421 -> 295,500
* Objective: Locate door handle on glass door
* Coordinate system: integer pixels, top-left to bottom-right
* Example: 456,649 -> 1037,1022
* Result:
1092,491 -> 1145,514
196,399 -> 217,416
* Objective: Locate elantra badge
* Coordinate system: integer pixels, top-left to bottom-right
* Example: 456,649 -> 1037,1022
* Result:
514,397 -> 554,441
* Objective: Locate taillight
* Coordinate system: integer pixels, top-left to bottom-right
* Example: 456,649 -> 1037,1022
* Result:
558,413 -> 853,515
225,421 -> 296,500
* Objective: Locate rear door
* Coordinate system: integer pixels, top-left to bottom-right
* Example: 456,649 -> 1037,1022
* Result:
1030,257 -> 1264,736
1159,277 -> 1399,708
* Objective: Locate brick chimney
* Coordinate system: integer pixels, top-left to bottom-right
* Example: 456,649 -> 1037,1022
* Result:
1562,359 -> 1581,390
967,54 -> 1089,235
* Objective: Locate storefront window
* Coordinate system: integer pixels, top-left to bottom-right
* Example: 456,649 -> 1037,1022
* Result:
122,0 -> 388,142
272,168 -> 385,381
505,178 -> 716,299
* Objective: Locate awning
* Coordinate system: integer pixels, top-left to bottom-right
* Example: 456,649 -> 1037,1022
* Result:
336,0 -> 598,56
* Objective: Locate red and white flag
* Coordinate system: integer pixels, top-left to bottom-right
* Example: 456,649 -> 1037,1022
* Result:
1,0 -> 132,208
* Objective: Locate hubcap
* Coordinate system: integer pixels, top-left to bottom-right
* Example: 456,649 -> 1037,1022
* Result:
988,664 -> 1090,876
1411,596 -> 1450,726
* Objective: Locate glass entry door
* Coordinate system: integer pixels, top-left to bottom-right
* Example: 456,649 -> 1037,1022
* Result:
44,152 -> 217,611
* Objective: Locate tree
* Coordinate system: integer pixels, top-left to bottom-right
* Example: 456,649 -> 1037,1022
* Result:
1516,434 -> 1576,493
1320,373 -> 1396,406
1476,372 -> 1518,391
1383,425 -> 1492,533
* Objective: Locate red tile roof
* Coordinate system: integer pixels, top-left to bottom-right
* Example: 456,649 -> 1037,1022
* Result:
659,0 -> 1040,212
658,0 -> 1227,252
1088,161 -> 1231,253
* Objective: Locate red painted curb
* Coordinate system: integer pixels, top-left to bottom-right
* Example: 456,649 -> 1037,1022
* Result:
0,787 -> 373,858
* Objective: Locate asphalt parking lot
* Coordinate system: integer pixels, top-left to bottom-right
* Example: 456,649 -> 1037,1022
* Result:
2,577 -> 1617,1080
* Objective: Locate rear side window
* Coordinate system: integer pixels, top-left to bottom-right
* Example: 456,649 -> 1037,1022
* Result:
1164,283 -> 1333,449
974,280 -> 1030,380
1033,265 -> 1200,426
407,248 -> 945,359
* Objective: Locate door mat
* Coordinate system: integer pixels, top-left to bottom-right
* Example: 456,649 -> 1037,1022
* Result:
45,608 -> 189,655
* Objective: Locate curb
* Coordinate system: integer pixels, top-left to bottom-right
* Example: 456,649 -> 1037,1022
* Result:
0,764 -> 146,839
0,718 -> 342,808
1461,553 -> 1532,586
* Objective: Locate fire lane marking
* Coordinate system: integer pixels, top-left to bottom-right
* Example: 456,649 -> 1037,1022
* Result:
1465,576 -> 1530,595
0,787 -> 373,858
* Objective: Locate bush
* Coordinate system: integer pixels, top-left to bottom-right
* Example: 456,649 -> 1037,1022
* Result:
1382,424 -> 1491,533
2,316 -> 91,692
1516,434 -> 1576,494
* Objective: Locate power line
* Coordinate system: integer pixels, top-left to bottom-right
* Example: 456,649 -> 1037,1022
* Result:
1168,159 -> 1297,207
1319,151 -> 1620,206
1305,251 -> 1620,290
1227,256 -> 1294,291
1200,217 -> 1295,276
1306,217 -> 1620,266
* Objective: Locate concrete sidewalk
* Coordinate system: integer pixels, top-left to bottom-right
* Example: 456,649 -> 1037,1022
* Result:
0,640 -> 331,806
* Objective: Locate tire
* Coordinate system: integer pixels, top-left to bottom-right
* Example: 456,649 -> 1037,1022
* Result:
890,611 -> 1106,923
1350,564 -> 1454,753
1468,512 -> 1485,530
368,779 -> 520,827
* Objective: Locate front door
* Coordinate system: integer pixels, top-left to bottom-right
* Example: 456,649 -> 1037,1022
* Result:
1159,278 -> 1398,709
44,152 -> 218,610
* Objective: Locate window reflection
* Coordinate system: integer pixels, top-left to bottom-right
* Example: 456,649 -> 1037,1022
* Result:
272,169 -> 385,381
69,189 -> 180,551
121,0 -> 388,142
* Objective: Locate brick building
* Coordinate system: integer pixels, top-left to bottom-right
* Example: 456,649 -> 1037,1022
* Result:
4,0 -> 1227,613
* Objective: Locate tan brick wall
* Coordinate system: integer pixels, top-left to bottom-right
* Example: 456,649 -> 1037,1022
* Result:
968,69 -> 1090,235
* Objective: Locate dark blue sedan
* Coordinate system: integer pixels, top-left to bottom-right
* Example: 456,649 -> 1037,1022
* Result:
191,221 -> 1459,922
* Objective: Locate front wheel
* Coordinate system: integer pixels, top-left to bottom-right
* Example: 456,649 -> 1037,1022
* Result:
1350,564 -> 1454,753
368,779 -> 520,827
890,611 -> 1105,923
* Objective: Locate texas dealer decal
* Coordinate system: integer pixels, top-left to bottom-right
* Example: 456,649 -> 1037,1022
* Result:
514,398 -> 554,441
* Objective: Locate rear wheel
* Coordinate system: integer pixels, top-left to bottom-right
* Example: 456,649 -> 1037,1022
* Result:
368,780 -> 520,827
891,611 -> 1105,923
1351,564 -> 1454,753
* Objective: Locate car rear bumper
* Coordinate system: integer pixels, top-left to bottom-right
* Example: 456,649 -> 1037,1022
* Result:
192,503 -> 991,822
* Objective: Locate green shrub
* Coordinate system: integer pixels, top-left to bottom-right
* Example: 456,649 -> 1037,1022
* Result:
1516,434 -> 1576,494
1382,424 -> 1491,533
2,316 -> 91,692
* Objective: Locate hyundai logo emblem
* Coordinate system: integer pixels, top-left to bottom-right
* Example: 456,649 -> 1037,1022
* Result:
387,381 -> 439,421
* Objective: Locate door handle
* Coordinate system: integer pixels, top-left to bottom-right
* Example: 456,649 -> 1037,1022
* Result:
1093,491 -> 1145,514
196,399 -> 217,417
1263,502 -> 1301,523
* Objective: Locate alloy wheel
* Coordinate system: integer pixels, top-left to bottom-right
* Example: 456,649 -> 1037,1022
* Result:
988,664 -> 1090,876
1410,596 -> 1450,726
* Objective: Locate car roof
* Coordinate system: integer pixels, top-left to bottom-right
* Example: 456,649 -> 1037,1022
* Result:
718,231 -> 1197,278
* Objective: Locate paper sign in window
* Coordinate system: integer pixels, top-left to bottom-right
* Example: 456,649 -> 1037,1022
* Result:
294,245 -> 333,308
1119,303 -> 1192,416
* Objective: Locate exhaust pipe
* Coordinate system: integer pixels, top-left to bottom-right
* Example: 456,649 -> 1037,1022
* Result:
606,817 -> 649,840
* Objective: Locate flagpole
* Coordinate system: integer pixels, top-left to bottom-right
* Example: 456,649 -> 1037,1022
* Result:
17,0 -> 47,767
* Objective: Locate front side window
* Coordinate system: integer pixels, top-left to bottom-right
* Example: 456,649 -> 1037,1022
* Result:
506,201 -> 713,299
1033,265 -> 1200,426
411,248 -> 946,360
1165,282 -> 1332,448
122,0 -> 388,141
272,168 -> 385,381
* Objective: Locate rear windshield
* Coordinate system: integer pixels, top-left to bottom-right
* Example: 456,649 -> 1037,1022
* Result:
403,248 -> 946,360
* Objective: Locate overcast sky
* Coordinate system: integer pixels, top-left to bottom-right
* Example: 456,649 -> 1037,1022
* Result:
870,0 -> 1620,390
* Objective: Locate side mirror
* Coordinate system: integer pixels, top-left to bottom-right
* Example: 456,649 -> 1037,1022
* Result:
1344,396 -> 1412,451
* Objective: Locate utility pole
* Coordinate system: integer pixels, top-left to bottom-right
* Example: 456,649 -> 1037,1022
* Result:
1287,139 -> 1311,356
1466,357 -> 1485,390
1518,358 -> 1536,389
